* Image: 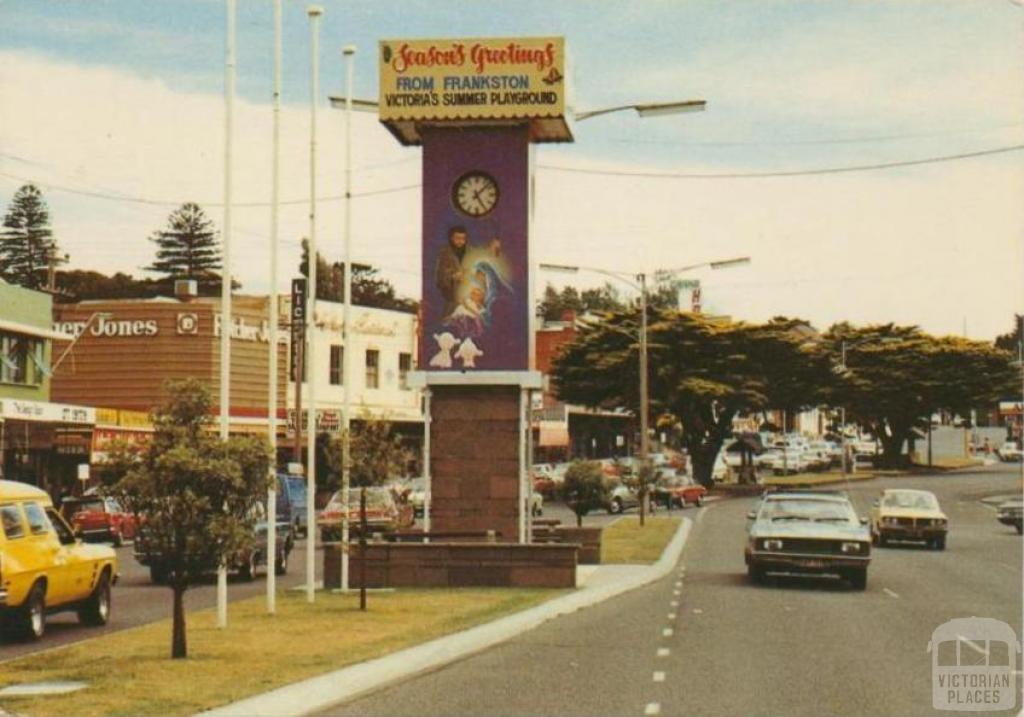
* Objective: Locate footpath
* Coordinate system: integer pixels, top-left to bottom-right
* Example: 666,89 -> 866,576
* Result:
199,517 -> 694,717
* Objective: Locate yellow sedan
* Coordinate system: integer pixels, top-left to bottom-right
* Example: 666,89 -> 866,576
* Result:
870,489 -> 948,550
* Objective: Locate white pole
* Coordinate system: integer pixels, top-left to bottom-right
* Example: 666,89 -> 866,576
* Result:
305,4 -> 323,604
422,388 -> 432,536
340,45 -> 356,592
217,0 -> 236,630
266,0 -> 282,614
519,387 -> 527,543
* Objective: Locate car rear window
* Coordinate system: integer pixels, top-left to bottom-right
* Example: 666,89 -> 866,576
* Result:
1,504 -> 25,539
23,502 -> 51,535
67,498 -> 105,513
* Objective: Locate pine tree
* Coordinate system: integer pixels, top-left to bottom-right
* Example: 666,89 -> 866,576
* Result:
1,184 -> 61,290
146,203 -> 222,280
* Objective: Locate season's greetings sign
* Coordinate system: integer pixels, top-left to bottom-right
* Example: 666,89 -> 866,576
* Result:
379,37 -> 566,123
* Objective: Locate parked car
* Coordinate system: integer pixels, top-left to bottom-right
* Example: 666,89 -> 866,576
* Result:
804,441 -> 836,470
869,489 -> 948,549
761,448 -> 809,475
135,502 -> 293,583
996,498 -> 1023,534
317,486 -> 415,542
402,477 -> 427,517
997,441 -> 1023,463
1,480 -> 118,640
745,490 -> 871,589
278,472 -> 307,537
605,482 -> 641,514
60,494 -> 138,546
653,474 -> 707,508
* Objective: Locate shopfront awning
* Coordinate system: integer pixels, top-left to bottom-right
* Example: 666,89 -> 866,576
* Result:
0,318 -> 74,342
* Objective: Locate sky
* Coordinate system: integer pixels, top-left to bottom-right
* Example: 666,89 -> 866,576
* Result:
1,0 -> 1022,340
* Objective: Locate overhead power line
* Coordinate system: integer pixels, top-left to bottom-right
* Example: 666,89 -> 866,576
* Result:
539,144 -> 1024,180
2,143 -> 1022,209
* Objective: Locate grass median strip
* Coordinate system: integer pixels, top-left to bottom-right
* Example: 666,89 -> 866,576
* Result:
761,471 -> 877,487
601,516 -> 682,564
0,587 -> 561,717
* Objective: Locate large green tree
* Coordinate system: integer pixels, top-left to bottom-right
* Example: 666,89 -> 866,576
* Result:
1,184 -> 63,290
105,379 -> 271,659
826,324 -> 1019,468
553,310 -> 834,487
146,203 -> 223,289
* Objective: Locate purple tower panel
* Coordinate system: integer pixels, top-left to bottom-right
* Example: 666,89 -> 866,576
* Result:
420,125 -> 529,372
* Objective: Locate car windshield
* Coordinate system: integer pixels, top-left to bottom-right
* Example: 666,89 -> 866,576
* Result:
341,489 -> 392,509
284,477 -> 307,502
882,492 -> 938,510
66,498 -> 104,513
760,499 -> 854,523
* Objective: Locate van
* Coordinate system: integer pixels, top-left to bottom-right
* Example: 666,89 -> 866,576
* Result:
0,480 -> 118,640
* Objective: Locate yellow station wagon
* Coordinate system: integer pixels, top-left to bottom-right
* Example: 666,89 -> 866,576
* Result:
0,479 -> 119,640
870,488 -> 948,550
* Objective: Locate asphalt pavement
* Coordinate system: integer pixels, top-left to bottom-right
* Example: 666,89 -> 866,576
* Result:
315,466 -> 1022,717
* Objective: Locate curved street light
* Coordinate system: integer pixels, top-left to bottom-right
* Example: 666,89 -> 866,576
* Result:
540,257 -> 750,523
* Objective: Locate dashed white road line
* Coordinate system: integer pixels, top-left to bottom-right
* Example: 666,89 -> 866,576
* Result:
644,703 -> 661,715
692,608 -> 703,615
673,589 -> 681,596
668,613 -> 676,620
653,671 -> 666,683
670,600 -> 679,608
883,588 -> 900,599
662,628 -> 674,637
657,648 -> 670,658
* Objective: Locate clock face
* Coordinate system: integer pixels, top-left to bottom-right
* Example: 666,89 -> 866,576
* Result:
452,171 -> 499,217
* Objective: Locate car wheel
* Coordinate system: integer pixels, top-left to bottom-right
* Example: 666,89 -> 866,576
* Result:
747,564 -> 765,584
608,498 -> 623,515
1016,524 -> 1022,535
933,535 -> 946,551
239,552 -> 258,581
847,567 -> 868,590
878,533 -> 888,548
871,530 -> 879,546
111,530 -> 123,548
695,494 -> 705,507
275,550 -> 288,576
16,583 -> 46,641
78,571 -> 112,626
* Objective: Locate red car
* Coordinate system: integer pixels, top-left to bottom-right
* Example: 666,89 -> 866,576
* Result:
653,475 -> 707,509
61,495 -> 138,546
317,487 -> 414,542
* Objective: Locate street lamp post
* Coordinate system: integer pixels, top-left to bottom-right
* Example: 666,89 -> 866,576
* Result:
540,256 -> 750,524
304,4 -> 324,605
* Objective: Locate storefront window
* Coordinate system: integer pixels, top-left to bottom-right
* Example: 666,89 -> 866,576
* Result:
329,345 -> 344,386
399,352 -> 411,389
0,333 -> 43,386
365,349 -> 379,389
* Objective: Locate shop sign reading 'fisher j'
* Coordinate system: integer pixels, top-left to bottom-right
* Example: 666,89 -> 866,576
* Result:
379,37 -> 571,374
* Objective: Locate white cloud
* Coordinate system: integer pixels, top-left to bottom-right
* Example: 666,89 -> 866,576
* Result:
1,49 -> 1021,341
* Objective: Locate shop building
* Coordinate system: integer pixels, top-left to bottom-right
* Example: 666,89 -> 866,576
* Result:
0,279 -> 94,493
51,295 -> 289,435
286,299 -> 423,464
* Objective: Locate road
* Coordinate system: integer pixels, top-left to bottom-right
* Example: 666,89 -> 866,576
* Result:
0,538 -> 323,662
320,466 -> 1022,717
